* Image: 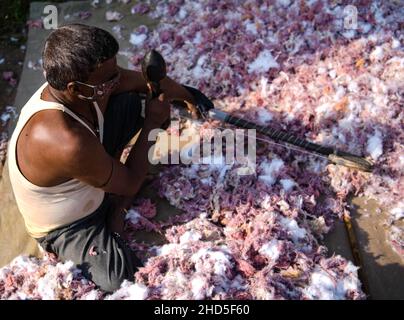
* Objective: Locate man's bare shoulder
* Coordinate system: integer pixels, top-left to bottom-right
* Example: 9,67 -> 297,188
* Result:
29,109 -> 113,187
15,108 -> 104,186
22,109 -> 100,164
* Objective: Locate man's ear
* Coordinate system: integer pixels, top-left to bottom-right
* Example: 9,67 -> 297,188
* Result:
66,82 -> 79,96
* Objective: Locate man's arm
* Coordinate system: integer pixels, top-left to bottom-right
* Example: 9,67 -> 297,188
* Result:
61,121 -> 158,196
56,94 -> 170,236
114,67 -> 196,105
64,94 -> 170,196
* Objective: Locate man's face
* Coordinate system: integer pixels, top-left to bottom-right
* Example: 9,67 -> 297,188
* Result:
70,56 -> 120,102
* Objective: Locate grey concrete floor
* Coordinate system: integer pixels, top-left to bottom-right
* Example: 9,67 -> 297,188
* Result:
0,0 -> 403,299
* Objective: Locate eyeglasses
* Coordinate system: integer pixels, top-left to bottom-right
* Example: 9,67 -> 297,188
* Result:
75,72 -> 121,101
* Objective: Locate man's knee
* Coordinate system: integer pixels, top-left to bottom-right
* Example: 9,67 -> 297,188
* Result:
103,91 -> 144,156
90,263 -> 135,293
108,91 -> 142,112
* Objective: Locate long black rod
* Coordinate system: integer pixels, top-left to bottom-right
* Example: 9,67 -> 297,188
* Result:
209,109 -> 335,156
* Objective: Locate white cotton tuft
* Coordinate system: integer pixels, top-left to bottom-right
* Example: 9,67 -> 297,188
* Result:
126,283 -> 149,300
244,21 -> 258,34
303,262 -> 361,300
129,33 -> 147,46
156,243 -> 177,256
191,276 -> 207,299
279,216 -> 306,243
259,158 -> 284,185
179,230 -> 202,244
248,50 -> 279,74
366,130 -> 383,160
370,46 -> 384,61
125,209 -> 141,224
391,38 -> 400,49
105,11 -> 124,22
106,280 -> 149,300
259,239 -> 281,261
280,179 -> 296,192
192,55 -> 212,79
278,0 -> 291,7
390,203 -> 404,221
304,269 -> 341,300
257,108 -> 273,125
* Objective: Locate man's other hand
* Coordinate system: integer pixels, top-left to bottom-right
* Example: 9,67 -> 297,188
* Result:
145,93 -> 170,127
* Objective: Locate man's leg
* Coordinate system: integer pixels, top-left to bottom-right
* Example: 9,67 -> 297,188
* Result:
103,91 -> 144,158
102,91 -> 147,235
37,197 -> 140,293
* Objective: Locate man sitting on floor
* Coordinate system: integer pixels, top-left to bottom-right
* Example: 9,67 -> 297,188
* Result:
7,23 -> 197,292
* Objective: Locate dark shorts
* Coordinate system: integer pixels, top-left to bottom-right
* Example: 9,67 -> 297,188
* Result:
37,92 -> 144,293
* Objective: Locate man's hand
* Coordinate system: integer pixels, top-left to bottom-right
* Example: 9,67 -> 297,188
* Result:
114,67 -> 195,106
113,68 -> 205,119
145,93 -> 170,127
181,85 -> 214,118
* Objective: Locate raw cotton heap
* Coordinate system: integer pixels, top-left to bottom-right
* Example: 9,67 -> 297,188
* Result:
0,254 -> 103,300
1,0 -> 402,299
125,0 -> 403,256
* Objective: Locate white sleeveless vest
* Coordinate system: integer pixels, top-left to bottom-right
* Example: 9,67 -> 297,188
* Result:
8,83 -> 105,238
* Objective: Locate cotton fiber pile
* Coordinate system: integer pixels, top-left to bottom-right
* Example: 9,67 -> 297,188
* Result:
127,0 -> 403,257
1,0 -> 403,299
